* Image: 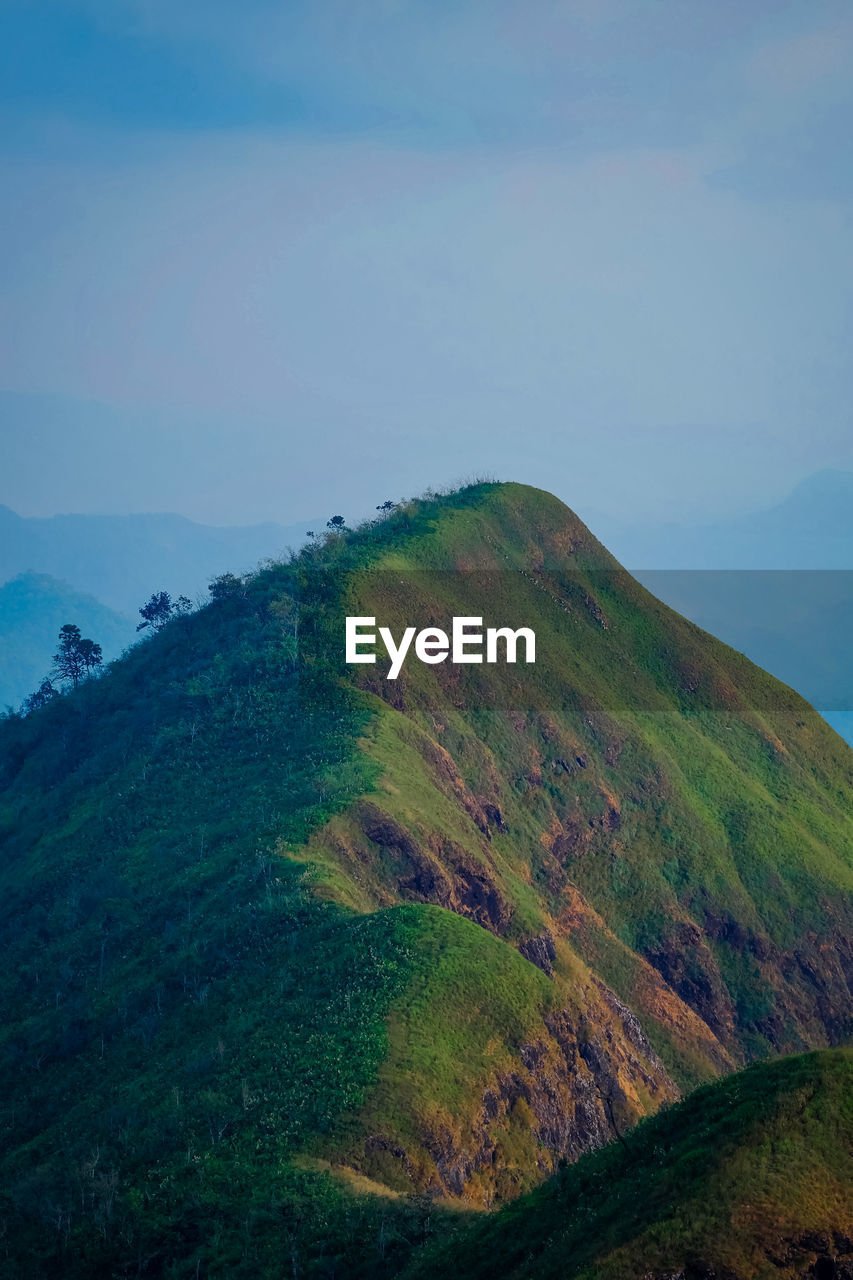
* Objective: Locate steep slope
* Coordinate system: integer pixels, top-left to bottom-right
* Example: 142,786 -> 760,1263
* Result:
402,1047 -> 853,1280
1,481 -> 851,1276
631,569 -> 853,727
0,572 -> 136,708
300,485 -> 853,1055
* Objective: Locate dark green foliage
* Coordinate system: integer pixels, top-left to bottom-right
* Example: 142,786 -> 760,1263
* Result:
22,677 -> 57,714
52,622 -> 103,687
0,559 -> 392,1273
207,573 -> 245,602
137,590 -> 175,632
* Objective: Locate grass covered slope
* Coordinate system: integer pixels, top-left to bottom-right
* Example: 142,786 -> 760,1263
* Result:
402,1047 -> 853,1280
313,482 -> 853,1069
0,480 -> 851,1276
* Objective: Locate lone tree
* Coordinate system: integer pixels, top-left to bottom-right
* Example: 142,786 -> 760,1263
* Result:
376,500 -> 396,517
52,624 -> 102,688
326,515 -> 347,532
137,591 -> 173,632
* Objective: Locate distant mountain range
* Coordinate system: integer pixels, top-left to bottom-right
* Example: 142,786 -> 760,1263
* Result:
587,469 -> 853,570
0,505 -> 313,615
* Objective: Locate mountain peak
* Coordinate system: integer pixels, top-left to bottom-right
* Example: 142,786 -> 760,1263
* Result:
2,479 -> 852,1275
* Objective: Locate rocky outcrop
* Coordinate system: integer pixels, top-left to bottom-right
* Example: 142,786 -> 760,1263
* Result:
359,983 -> 678,1202
519,930 -> 557,977
558,884 -> 736,1077
643,918 -> 739,1048
359,802 -> 511,933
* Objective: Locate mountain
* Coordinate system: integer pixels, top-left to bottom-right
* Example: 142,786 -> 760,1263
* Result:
0,504 -> 314,614
403,1046 -> 853,1280
0,572 -> 137,709
1,481 -> 852,1277
586,470 -> 853,571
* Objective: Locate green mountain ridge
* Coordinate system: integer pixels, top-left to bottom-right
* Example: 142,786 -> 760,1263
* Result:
1,481 -> 851,1276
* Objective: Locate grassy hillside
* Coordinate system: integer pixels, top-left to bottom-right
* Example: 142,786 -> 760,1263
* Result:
0,481 -> 851,1276
402,1047 -> 853,1280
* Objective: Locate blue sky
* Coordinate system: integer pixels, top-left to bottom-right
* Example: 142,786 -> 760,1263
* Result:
1,1 -> 852,525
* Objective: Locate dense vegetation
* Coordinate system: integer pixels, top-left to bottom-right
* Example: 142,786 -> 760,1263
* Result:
0,482 -> 851,1276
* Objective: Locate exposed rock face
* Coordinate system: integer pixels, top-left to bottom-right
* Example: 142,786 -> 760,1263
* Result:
335,719 -> 853,1208
643,918 -> 739,1048
359,802 -> 510,934
519,930 -> 557,977
346,794 -> 685,1202
414,737 -> 495,836
359,983 -> 677,1202
558,884 -> 736,1075
643,908 -> 853,1060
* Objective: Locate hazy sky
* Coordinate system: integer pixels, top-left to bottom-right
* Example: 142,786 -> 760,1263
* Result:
1,1 -> 852,526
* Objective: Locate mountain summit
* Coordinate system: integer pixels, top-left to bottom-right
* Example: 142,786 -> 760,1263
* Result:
1,481 -> 851,1276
